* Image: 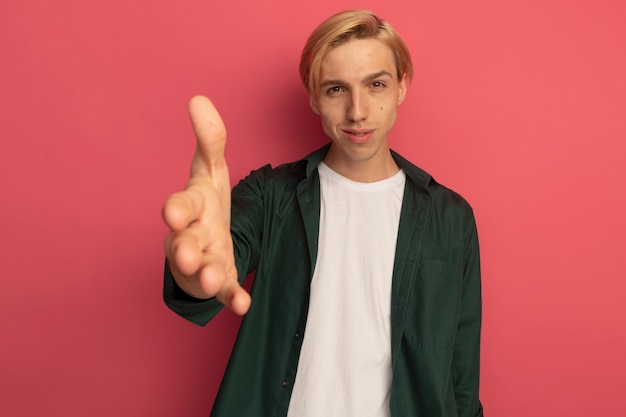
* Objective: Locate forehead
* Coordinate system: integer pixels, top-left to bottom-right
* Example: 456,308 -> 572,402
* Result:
320,38 -> 396,81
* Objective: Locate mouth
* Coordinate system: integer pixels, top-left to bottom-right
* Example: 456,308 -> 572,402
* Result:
342,129 -> 374,144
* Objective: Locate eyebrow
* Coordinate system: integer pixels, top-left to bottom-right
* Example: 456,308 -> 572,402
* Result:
319,70 -> 394,89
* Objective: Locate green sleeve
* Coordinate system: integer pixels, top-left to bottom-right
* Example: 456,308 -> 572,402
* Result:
452,210 -> 485,416
162,259 -> 223,326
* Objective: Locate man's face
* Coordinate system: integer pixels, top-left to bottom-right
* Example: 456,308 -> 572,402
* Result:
311,37 -> 407,174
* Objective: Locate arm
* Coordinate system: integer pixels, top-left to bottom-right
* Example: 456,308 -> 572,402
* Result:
162,96 -> 251,317
452,210 -> 484,417
162,169 -> 267,325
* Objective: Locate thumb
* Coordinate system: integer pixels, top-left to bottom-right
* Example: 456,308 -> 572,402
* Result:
188,95 -> 227,176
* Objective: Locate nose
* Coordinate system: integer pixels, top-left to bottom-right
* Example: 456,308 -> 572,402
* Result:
347,90 -> 368,122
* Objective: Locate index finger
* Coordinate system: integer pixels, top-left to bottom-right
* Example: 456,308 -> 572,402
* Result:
188,95 -> 227,177
162,182 -> 206,231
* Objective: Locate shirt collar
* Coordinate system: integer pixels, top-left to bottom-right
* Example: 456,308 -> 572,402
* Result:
302,143 -> 433,189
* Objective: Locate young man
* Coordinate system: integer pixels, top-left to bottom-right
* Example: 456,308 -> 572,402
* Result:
163,10 -> 484,417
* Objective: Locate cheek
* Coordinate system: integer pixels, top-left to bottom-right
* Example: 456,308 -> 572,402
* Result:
378,95 -> 399,114
318,111 -> 335,136
319,107 -> 340,125
382,104 -> 398,126
319,111 -> 331,127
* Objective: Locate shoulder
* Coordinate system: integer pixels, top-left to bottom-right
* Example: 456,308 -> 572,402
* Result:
233,159 -> 308,193
392,149 -> 474,219
232,158 -> 317,207
427,179 -> 473,214
233,145 -> 328,195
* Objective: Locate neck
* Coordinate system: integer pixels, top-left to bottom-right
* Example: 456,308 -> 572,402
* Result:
323,147 -> 399,183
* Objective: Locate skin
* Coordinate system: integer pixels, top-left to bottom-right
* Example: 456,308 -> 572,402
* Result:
311,38 -> 407,182
162,96 -> 250,315
162,38 -> 408,315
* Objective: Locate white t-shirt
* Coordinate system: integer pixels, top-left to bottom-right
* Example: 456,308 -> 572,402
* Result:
287,162 -> 406,417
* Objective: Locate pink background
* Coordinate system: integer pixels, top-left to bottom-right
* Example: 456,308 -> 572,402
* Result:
2,0 -> 625,416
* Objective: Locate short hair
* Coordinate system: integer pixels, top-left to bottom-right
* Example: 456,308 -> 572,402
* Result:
299,10 -> 413,96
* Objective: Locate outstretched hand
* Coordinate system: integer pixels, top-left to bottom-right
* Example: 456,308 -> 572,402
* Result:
163,96 -> 251,315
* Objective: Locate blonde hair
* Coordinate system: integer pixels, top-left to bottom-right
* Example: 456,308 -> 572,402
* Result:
299,10 -> 413,96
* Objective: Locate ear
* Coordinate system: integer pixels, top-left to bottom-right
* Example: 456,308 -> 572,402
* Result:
397,74 -> 408,105
309,95 -> 320,115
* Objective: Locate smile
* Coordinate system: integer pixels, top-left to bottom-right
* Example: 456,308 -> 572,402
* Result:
342,129 -> 374,144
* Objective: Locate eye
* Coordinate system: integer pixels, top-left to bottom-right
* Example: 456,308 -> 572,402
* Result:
326,86 -> 345,95
371,81 -> 386,88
